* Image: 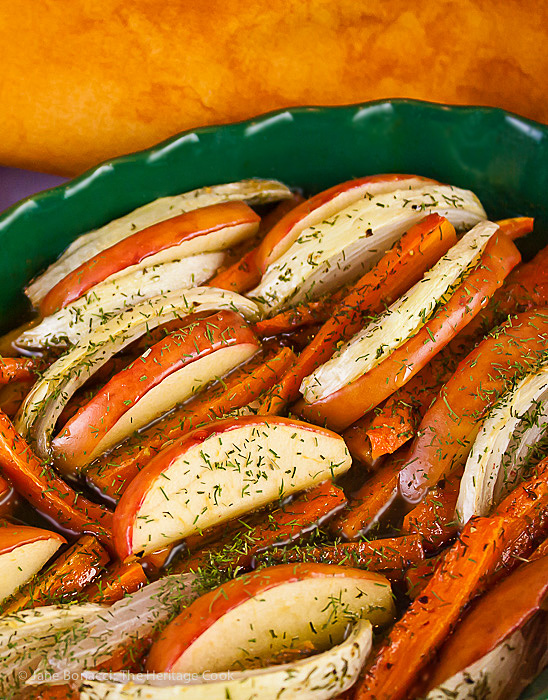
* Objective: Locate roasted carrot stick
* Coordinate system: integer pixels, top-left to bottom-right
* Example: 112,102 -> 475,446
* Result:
84,346 -> 296,500
208,248 -> 262,293
259,213 -> 457,415
401,473 -> 460,552
331,453 -> 406,540
209,194 -> 304,293
253,298 -> 337,337
404,553 -> 444,599
297,231 -> 521,430
396,310 -> 548,509
263,534 -> 425,573
341,412 -> 376,466
495,215 -> 534,240
425,553 -> 548,693
2,534 -> 109,614
0,356 -> 37,383
23,686 -> 78,700
0,411 -> 113,547
173,480 -> 346,573
84,559 -> 147,604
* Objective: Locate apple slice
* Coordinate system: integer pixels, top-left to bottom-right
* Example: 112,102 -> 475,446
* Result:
40,201 -> 260,315
0,524 -> 65,604
18,251 -> 226,348
53,310 -> 260,471
113,416 -> 351,557
81,619 -> 373,700
250,184 -> 486,315
147,562 -> 394,673
26,178 -> 292,307
15,287 -> 259,459
256,174 -> 440,271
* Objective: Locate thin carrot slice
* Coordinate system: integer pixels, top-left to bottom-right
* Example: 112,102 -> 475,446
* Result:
495,215 -> 534,240
0,411 -> 113,547
259,213 -> 457,415
263,534 -> 425,573
209,195 -> 304,293
331,453 -> 406,540
254,297 -> 336,337
341,413 -> 376,466
84,559 -> 147,604
401,473 -> 460,552
397,310 -> 548,508
208,247 -> 262,293
173,480 -> 346,573
296,231 -> 521,430
84,346 -> 296,500
1,534 -> 109,614
0,357 -> 37,384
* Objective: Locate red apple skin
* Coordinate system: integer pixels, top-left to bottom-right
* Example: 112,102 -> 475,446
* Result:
146,562 -> 390,672
426,555 -> 548,690
0,522 -> 66,556
256,174 -> 439,271
112,415 -> 343,560
53,310 -> 259,470
41,200 -> 260,315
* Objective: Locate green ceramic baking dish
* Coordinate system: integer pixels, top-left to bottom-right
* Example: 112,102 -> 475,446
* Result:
0,99 -> 547,698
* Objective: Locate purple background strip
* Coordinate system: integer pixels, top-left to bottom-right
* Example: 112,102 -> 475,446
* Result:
0,166 -> 68,214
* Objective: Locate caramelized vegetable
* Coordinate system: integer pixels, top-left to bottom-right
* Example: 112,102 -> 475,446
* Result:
85,346 -> 296,500
297,231 -> 520,430
260,213 -> 457,415
0,411 -> 113,547
84,559 -> 147,604
2,534 -> 109,614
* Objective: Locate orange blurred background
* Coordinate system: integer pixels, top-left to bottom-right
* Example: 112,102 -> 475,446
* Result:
1,0 -> 546,175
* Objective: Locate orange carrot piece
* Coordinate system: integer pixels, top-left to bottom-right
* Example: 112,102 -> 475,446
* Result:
259,213 -> 457,415
84,559 -> 147,604
208,247 -> 262,293
0,411 -> 113,547
2,534 -> 109,614
356,463 -> 548,700
397,310 -> 548,508
404,553 -> 444,599
401,473 -> 460,552
85,347 -> 296,500
0,356 -> 37,383
530,536 -> 548,561
341,413 -> 376,466
331,453 -> 406,540
209,194 -> 304,293
264,534 -> 425,572
495,215 -> 534,240
23,686 -> 78,700
0,473 -> 18,518
296,231 -> 521,430
254,299 -> 335,337
173,480 -> 347,573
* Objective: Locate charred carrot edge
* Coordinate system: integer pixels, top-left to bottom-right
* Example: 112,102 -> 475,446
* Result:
0,410 -> 113,548
263,534 -> 425,573
84,346 -> 296,501
209,195 -> 304,293
396,309 -> 548,506
258,213 -> 457,416
0,356 -> 37,384
173,480 -> 347,574
355,462 -> 548,700
496,216 -> 534,241
1,534 -> 109,614
401,473 -> 460,553
331,453 -> 406,540
84,559 -> 147,604
297,231 -> 521,431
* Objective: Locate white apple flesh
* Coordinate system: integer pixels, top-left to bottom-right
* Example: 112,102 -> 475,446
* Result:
113,416 -> 352,557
